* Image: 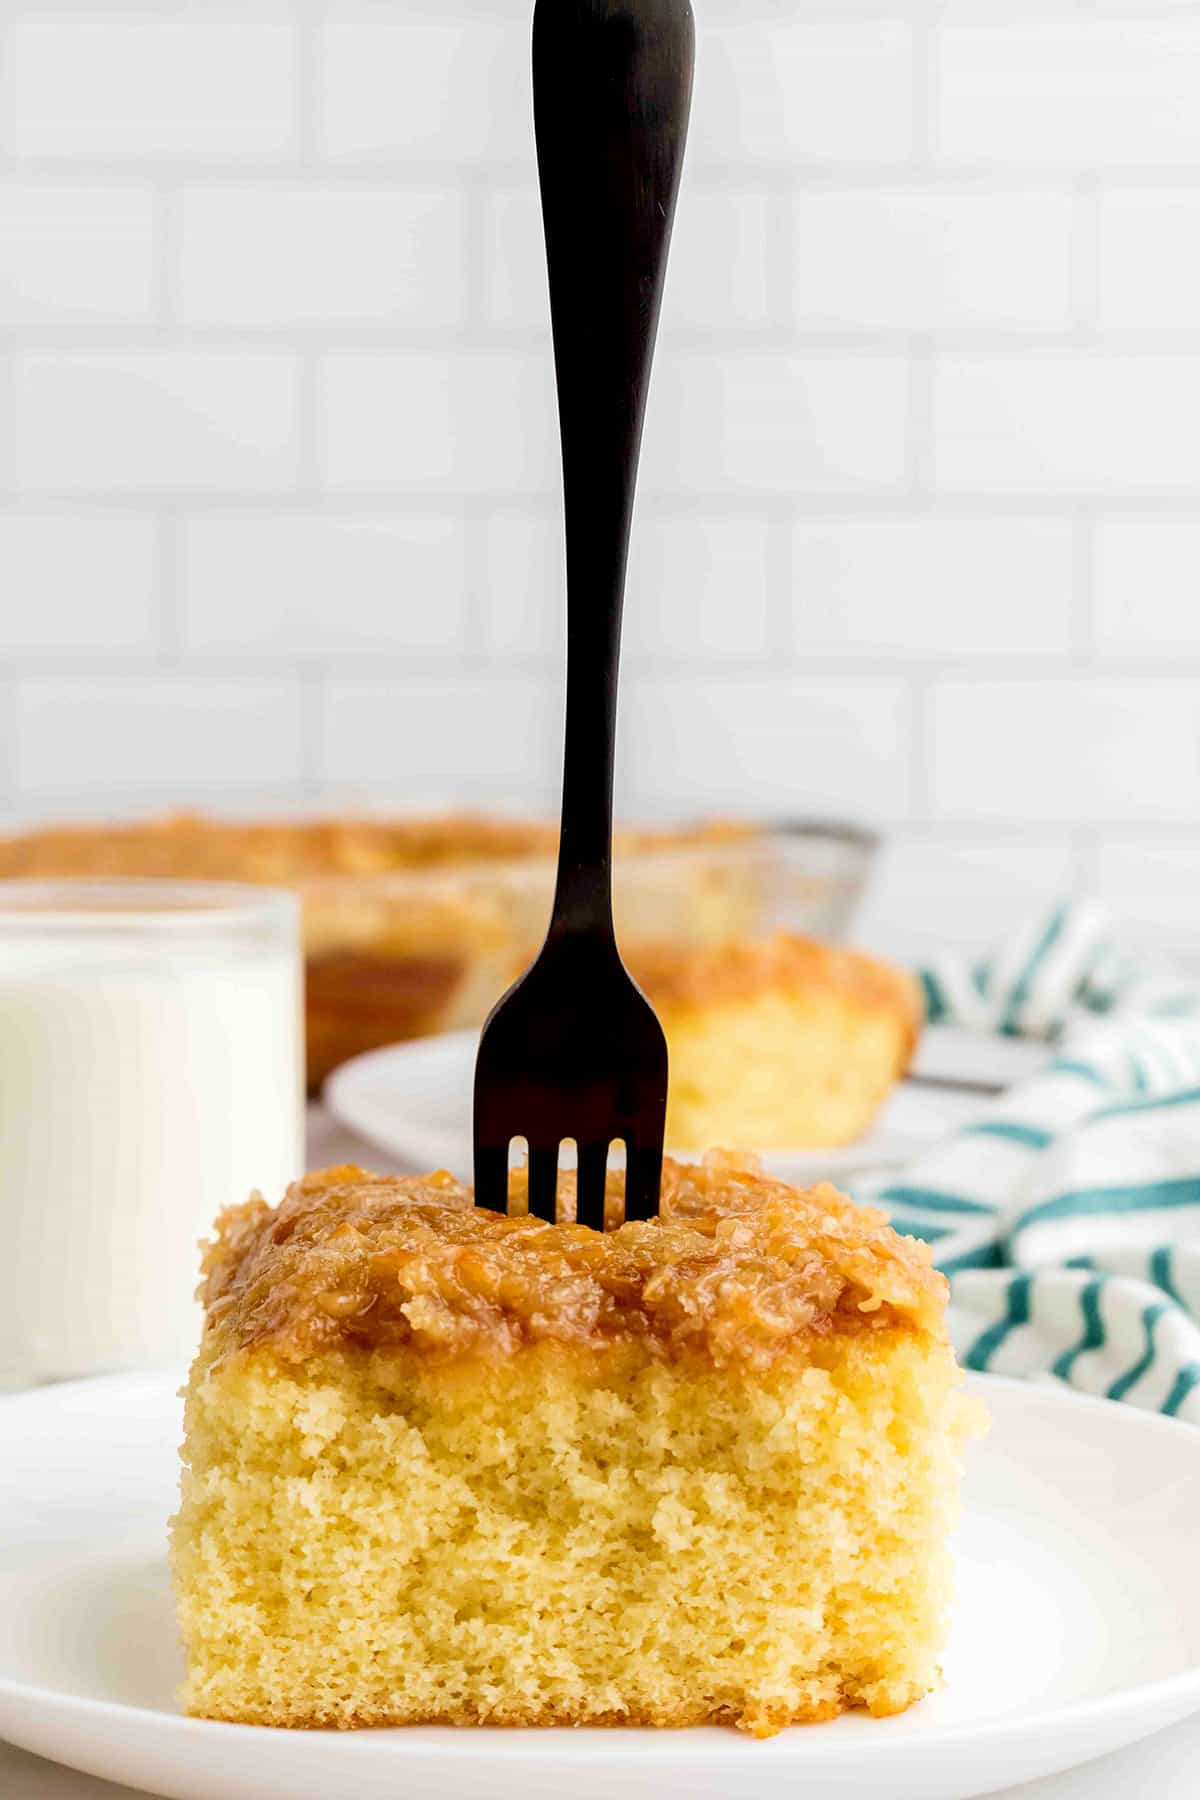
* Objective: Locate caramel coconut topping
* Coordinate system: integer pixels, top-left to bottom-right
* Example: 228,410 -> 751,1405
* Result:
199,1154 -> 947,1369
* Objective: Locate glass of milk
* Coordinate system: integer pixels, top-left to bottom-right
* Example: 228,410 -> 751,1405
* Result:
0,882 -> 304,1388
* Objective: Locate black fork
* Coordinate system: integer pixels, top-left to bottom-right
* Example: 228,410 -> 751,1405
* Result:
472,0 -> 694,1230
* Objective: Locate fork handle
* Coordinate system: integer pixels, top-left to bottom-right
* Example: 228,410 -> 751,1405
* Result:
534,0 -> 694,938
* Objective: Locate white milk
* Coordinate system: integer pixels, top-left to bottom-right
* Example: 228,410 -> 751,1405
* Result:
0,887 -> 303,1386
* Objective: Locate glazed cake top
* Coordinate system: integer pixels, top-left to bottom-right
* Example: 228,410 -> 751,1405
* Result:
0,813 -> 555,882
0,811 -> 748,885
629,932 -> 922,1029
199,1155 -> 948,1370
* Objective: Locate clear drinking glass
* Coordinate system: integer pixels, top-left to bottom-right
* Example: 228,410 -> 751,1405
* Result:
0,882 -> 304,1388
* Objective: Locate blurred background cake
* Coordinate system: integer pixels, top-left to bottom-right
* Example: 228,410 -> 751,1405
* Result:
628,933 -> 922,1150
0,812 -> 873,1092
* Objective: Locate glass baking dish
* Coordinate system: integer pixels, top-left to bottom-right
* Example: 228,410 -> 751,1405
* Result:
298,819 -> 878,1089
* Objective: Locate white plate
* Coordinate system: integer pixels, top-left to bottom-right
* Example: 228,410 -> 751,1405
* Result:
2,1370 -> 1199,1800
324,1024 -> 1024,1185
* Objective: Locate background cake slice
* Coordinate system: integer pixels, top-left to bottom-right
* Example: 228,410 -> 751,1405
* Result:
172,1156 -> 979,1736
627,933 -> 923,1150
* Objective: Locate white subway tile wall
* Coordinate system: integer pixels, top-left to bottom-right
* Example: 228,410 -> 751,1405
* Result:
11,350 -> 302,494
13,677 -> 306,801
175,188 -> 470,329
6,19 -> 298,159
0,184 -> 157,325
2,2 -> 1200,955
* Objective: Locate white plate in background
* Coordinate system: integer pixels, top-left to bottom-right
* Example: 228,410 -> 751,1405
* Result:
2,1371 -> 1199,1800
324,1024 -> 1038,1185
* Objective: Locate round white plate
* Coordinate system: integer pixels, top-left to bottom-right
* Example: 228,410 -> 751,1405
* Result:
2,1371 -> 1199,1800
324,1025 -> 1029,1185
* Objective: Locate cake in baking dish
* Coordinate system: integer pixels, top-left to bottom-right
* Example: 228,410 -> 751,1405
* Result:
0,811 -> 766,1090
171,1155 -> 978,1736
627,933 -> 922,1151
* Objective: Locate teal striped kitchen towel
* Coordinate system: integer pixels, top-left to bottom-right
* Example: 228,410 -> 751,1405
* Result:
854,903 -> 1200,1424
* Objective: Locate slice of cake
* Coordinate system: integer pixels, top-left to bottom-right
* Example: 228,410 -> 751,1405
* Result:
626,933 -> 922,1150
172,1156 -> 978,1736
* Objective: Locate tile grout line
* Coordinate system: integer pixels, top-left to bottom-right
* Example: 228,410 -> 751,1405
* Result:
298,667 -> 326,802
20,322 -> 1200,354
295,348 -> 323,502
155,509 -> 181,664
1068,175 -> 1103,337
906,672 -> 931,827
0,650 -> 1181,681
293,0 -> 322,172
767,178 -> 797,337
460,501 -> 492,670
0,334 -> 15,497
151,183 -> 176,331
765,502 -> 795,666
909,0 -> 942,173
15,489 -> 1200,521
907,335 -> 936,500
1071,510 -> 1097,669
460,167 -> 493,340
0,672 -> 16,815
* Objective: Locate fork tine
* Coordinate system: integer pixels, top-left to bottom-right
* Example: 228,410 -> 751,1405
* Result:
623,1140 -> 663,1224
527,1144 -> 560,1224
575,1142 -> 608,1232
473,1141 -> 510,1217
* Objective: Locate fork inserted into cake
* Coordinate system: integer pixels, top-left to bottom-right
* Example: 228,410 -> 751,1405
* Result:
472,0 -> 695,1230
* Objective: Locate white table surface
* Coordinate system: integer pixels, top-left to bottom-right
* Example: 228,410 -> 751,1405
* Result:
4,1108 -> 1197,1799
